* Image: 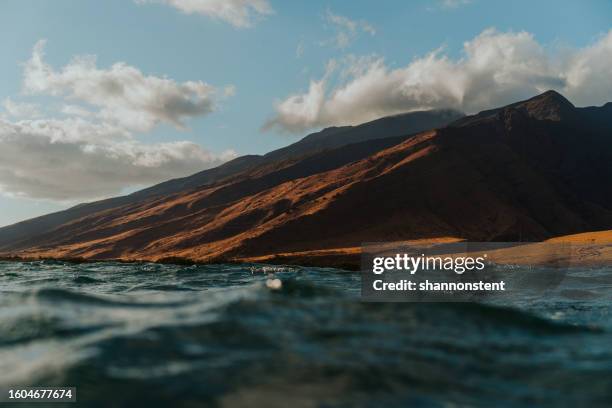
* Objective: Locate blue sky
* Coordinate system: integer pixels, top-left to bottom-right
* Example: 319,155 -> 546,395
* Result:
0,0 -> 611,226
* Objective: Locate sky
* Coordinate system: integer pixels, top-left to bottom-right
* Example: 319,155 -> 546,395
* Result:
0,0 -> 611,227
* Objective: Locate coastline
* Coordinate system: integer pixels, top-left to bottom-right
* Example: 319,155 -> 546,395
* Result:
2,230 -> 610,270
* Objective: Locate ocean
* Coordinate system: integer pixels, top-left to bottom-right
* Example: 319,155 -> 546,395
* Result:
1,261 -> 611,407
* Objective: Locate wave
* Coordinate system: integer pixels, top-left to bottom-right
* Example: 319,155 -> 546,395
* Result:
1,262 -> 612,406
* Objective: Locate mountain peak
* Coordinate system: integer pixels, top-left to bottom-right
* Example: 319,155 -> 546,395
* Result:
450,90 -> 577,128
517,90 -> 575,121
527,89 -> 574,107
535,89 -> 568,99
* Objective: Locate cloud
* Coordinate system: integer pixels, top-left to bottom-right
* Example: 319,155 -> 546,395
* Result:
0,117 -> 235,201
0,40 -> 237,201
60,104 -> 95,118
439,0 -> 472,9
223,85 -> 236,97
265,28 -> 612,133
2,98 -> 41,119
24,40 -> 225,132
324,9 -> 376,49
136,0 -> 273,28
563,30 -> 612,107
296,40 -> 305,58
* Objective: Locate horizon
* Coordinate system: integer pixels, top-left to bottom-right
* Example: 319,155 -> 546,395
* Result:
1,0 -> 611,227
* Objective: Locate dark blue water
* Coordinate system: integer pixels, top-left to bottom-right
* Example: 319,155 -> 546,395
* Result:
1,261 -> 612,407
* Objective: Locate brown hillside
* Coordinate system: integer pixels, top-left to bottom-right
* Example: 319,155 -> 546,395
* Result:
3,91 -> 611,266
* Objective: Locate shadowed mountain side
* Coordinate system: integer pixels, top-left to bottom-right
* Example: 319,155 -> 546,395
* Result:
0,134 -> 415,254
0,109 -> 462,249
0,154 -> 263,249
4,91 -> 612,265
265,109 -> 463,162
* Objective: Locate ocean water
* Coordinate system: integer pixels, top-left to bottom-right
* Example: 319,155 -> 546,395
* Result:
0,261 -> 611,407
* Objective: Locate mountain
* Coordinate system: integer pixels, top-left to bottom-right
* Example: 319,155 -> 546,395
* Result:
0,109 -> 462,250
1,91 -> 611,267
263,109 -> 462,162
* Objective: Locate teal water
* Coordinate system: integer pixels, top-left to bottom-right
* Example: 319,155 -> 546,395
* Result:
1,261 -> 611,407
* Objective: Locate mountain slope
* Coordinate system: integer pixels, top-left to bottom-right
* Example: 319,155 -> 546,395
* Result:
2,91 -> 610,265
0,109 -> 461,249
264,109 -> 462,162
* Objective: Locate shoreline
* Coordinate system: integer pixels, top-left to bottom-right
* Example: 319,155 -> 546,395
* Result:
1,230 -> 610,270
0,254 -> 362,271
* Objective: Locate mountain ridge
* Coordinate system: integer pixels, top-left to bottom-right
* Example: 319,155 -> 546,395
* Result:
0,108 -> 462,249
1,91 -> 610,267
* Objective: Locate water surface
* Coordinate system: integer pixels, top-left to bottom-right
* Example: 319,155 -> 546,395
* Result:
1,261 -> 611,407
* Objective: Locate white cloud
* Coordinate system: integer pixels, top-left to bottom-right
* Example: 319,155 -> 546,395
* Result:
0,117 -> 235,201
563,31 -> 612,107
439,0 -> 472,9
136,0 -> 273,28
0,40 -> 237,201
60,104 -> 95,118
223,85 -> 236,97
24,40 -> 224,132
324,10 -> 376,49
296,40 -> 305,58
2,98 -> 41,119
265,28 -> 612,133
